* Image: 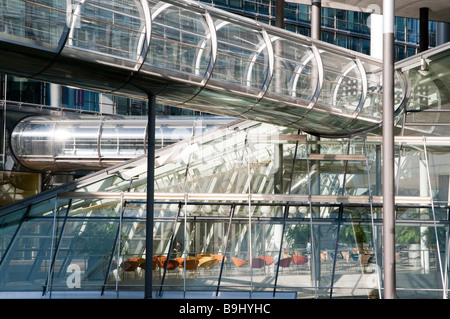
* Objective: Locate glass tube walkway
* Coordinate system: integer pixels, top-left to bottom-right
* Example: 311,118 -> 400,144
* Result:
0,0 -> 407,136
10,115 -> 233,171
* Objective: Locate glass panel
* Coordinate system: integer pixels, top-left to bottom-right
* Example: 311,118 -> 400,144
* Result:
182,124 -> 249,194
0,171 -> 41,205
75,175 -> 125,193
248,222 -> 280,291
269,37 -> 317,102
0,218 -> 54,291
212,20 -> 269,90
0,0 -> 67,50
70,0 -> 145,61
359,62 -> 383,120
113,203 -> 146,289
317,51 -> 363,114
153,219 -> 181,291
0,208 -> 27,260
405,55 -> 450,129
100,122 -> 146,159
395,223 -> 447,298
68,198 -> 121,218
184,219 -> 228,291
282,222 -> 313,298
50,218 -> 119,291
53,120 -> 100,160
219,220 -> 252,292
147,1 -> 212,78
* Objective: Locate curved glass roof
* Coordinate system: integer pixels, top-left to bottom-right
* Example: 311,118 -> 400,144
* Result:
0,0 -> 407,136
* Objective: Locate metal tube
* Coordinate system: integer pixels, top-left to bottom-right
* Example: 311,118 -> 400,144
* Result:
382,0 -> 397,299
437,22 -> 450,45
311,0 -> 321,40
145,95 -> 156,299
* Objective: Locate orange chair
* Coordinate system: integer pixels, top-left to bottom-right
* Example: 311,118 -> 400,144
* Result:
232,257 -> 248,268
175,257 -> 185,268
154,255 -> 167,266
184,259 -> 199,271
292,255 -> 308,265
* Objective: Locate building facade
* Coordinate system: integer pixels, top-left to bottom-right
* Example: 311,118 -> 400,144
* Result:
0,0 -> 449,299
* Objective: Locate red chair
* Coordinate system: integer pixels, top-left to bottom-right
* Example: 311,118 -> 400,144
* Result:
276,257 -> 291,268
163,259 -> 179,270
250,258 -> 266,268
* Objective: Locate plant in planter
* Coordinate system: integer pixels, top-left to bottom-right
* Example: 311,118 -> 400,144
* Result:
339,223 -> 368,253
395,226 -> 422,264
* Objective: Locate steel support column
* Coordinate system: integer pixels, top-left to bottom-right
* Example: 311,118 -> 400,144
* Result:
382,0 -> 397,299
275,0 -> 285,28
310,0 -> 321,293
420,7 -> 429,52
145,95 -> 156,299
311,0 -> 321,40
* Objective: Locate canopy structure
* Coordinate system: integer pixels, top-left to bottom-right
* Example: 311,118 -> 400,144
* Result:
0,0 -> 408,136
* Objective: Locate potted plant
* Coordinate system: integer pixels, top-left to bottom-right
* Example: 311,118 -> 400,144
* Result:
395,226 -> 421,264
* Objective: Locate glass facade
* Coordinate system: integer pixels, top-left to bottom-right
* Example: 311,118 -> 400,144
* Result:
1,116 -> 449,298
200,0 -> 437,60
0,0 -> 448,300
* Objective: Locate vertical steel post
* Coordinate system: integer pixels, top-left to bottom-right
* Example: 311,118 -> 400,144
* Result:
420,7 -> 429,52
145,95 -> 156,299
311,0 -> 321,40
310,0 -> 321,294
382,0 -> 397,299
275,0 -> 284,28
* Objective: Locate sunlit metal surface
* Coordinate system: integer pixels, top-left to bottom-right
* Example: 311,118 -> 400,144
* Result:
11,115 -> 232,171
0,0 -> 408,136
